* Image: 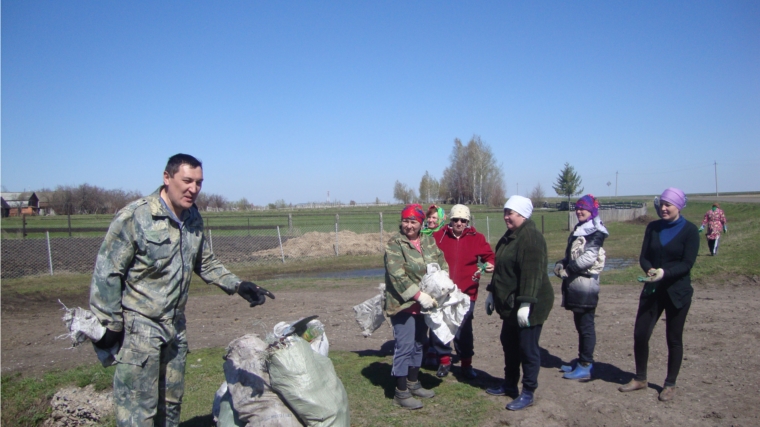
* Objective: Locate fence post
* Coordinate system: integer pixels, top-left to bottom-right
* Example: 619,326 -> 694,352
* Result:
67,212 -> 72,237
542,215 -> 545,235
379,212 -> 384,251
46,231 -> 54,275
22,214 -> 27,238
288,213 -> 293,233
247,218 -> 250,236
208,228 -> 213,252
335,223 -> 339,256
277,226 -> 285,263
486,216 -> 490,242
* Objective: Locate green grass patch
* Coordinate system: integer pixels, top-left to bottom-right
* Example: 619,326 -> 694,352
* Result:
332,352 -> 502,426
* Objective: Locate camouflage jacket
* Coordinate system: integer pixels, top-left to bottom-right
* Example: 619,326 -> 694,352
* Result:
384,231 -> 448,316
89,188 -> 241,332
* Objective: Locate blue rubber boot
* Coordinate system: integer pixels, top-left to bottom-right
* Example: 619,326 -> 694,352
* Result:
560,359 -> 577,373
563,363 -> 592,380
506,390 -> 534,411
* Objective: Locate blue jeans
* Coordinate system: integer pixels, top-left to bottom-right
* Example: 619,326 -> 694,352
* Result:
573,308 -> 596,364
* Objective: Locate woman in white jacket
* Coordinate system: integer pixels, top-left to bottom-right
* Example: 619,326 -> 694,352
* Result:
554,194 -> 608,380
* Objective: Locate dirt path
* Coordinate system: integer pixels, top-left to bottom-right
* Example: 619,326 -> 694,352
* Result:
3,276 -> 759,426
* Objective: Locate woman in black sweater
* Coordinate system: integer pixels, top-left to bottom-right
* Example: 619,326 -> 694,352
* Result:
619,187 -> 699,402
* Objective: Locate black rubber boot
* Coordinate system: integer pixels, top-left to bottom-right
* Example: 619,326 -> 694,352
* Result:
394,388 -> 423,409
407,381 -> 435,398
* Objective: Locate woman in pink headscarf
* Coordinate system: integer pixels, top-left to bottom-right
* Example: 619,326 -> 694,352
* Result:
618,188 -> 699,402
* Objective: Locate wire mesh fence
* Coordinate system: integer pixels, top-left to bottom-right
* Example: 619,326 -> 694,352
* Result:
1,207 -> 645,279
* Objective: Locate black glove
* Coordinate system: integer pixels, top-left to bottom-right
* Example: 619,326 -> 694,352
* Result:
237,281 -> 275,307
94,328 -> 124,350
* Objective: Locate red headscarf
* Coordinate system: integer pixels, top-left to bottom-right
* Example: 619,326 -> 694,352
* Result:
401,204 -> 425,224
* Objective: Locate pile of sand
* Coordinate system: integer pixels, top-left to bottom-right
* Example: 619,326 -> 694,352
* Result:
252,230 -> 395,259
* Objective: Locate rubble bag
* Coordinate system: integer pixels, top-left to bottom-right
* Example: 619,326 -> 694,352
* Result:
222,335 -> 303,427
268,337 -> 350,427
352,294 -> 385,337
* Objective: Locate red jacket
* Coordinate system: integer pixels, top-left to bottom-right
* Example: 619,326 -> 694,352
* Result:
432,225 -> 495,301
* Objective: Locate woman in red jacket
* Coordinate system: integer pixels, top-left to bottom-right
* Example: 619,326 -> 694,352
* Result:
430,204 -> 495,379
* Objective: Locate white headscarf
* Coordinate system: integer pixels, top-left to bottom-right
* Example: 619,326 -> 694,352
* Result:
504,195 -> 533,219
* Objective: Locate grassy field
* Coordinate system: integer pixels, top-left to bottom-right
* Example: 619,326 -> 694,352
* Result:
2,200 -> 758,426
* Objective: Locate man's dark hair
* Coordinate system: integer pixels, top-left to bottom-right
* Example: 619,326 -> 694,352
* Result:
164,154 -> 202,177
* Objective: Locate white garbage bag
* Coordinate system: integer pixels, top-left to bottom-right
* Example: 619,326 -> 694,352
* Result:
222,334 -> 303,427
352,284 -> 386,337
418,264 -> 470,344
58,300 -> 118,367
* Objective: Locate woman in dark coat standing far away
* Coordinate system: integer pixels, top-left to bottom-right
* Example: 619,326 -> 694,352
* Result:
484,195 -> 554,411
618,187 -> 699,402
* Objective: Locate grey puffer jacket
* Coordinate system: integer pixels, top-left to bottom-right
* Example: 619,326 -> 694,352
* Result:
558,217 -> 609,311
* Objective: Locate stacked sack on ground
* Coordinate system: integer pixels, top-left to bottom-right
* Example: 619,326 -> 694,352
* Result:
213,318 -> 349,427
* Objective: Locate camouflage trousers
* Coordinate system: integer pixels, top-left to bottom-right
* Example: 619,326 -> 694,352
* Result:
113,311 -> 188,427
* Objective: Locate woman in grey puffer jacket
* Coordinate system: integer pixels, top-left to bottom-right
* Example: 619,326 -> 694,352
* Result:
553,194 -> 608,380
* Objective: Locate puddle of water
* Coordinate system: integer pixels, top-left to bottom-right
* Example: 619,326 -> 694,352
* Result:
276,259 -> 635,280
275,268 -> 385,280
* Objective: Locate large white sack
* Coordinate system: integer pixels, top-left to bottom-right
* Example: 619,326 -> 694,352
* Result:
352,285 -> 385,337
223,334 -> 303,427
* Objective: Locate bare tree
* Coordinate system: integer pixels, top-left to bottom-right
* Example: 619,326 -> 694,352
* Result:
440,135 -> 505,206
418,171 -> 440,204
529,183 -> 546,208
195,193 -> 210,211
235,197 -> 250,211
206,193 -> 227,212
393,181 -> 416,204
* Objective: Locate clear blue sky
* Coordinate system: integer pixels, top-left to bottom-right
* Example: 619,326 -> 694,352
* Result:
2,1 -> 759,205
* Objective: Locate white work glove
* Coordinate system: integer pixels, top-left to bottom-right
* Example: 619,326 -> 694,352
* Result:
517,303 -> 531,328
553,262 -> 563,277
646,268 -> 664,282
416,292 -> 438,310
485,292 -> 494,316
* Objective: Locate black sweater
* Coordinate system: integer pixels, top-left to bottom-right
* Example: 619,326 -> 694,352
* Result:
639,218 -> 700,309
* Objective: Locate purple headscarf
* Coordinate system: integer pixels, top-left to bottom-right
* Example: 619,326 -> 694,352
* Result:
575,194 -> 599,220
660,187 -> 687,210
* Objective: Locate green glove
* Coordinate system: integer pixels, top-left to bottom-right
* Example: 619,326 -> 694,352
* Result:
698,226 -> 704,233
723,225 -> 727,233
642,282 -> 658,296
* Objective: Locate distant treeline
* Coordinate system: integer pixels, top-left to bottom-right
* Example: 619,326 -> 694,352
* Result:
40,184 -> 239,215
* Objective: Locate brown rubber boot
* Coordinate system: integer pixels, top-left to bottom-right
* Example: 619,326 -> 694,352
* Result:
618,379 -> 647,392
394,388 -> 423,409
407,381 -> 435,398
658,386 -> 676,401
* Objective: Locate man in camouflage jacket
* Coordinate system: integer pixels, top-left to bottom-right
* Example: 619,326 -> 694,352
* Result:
89,154 -> 273,427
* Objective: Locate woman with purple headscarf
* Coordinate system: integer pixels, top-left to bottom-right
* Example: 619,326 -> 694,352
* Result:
618,187 -> 699,402
553,194 -> 608,380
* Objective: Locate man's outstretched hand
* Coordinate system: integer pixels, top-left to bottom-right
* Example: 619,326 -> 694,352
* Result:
237,281 -> 275,307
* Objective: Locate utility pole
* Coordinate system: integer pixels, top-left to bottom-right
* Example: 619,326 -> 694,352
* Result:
714,161 -> 719,197
615,171 -> 618,197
